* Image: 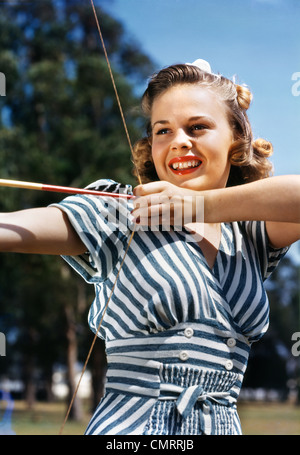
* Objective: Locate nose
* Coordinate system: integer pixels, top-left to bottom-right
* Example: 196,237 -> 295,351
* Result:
170,129 -> 192,151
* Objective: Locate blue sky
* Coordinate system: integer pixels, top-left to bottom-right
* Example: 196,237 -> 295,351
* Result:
101,0 -> 300,262
102,0 -> 299,177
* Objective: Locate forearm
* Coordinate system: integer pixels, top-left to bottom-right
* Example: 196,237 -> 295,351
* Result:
205,175 -> 300,224
0,207 -> 86,255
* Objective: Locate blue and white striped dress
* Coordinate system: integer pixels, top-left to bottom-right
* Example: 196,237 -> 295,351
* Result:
52,179 -> 288,435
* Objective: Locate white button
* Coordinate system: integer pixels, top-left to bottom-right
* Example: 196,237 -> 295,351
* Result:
184,328 -> 194,338
179,351 -> 189,361
227,338 -> 236,348
225,360 -> 233,371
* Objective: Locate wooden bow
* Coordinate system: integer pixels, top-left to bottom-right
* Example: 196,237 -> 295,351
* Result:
58,0 -> 142,434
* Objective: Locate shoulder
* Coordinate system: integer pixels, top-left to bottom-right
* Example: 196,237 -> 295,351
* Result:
85,178 -> 133,196
237,220 -> 289,280
51,178 -> 134,236
266,221 -> 300,249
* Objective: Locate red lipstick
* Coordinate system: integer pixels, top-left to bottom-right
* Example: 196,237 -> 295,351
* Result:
168,156 -> 202,175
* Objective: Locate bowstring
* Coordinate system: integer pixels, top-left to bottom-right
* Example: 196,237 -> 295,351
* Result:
58,0 -> 142,434
58,230 -> 135,435
90,0 -> 142,186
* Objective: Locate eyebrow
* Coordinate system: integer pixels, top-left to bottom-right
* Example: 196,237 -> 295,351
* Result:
152,116 -> 216,129
152,120 -> 169,129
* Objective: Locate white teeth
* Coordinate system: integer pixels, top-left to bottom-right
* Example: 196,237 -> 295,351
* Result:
171,160 -> 201,170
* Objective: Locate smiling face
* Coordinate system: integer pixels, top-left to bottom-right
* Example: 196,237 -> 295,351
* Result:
150,84 -> 234,191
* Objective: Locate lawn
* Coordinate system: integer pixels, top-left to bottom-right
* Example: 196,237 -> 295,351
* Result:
238,401 -> 300,435
1,400 -> 91,435
1,400 -> 300,435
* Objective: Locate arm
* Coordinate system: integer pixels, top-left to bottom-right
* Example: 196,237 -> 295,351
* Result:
0,207 -> 86,255
133,175 -> 300,249
205,175 -> 300,248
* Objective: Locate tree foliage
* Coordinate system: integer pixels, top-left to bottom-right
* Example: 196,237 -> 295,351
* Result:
0,0 -> 154,418
243,255 -> 299,402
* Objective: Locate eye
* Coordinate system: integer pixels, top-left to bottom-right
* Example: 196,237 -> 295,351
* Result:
190,124 -> 207,133
156,128 -> 170,135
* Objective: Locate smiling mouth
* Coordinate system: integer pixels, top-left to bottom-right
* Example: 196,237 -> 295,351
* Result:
168,156 -> 202,175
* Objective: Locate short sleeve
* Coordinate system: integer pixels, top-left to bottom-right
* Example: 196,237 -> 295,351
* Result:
240,220 -> 289,281
50,179 -> 134,283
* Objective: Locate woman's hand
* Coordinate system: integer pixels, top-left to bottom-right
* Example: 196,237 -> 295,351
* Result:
132,181 -> 204,230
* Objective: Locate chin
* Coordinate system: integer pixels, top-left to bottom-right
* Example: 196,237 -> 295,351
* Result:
176,177 -> 210,191
177,173 -> 228,191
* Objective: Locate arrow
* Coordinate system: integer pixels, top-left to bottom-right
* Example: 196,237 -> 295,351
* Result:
0,179 -> 134,199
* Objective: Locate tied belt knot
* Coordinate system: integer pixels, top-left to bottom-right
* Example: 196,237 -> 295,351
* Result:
159,383 -> 231,419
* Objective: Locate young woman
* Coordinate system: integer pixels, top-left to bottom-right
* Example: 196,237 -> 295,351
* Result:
0,60 -> 299,435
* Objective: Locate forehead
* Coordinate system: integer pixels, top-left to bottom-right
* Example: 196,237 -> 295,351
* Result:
151,84 -> 229,124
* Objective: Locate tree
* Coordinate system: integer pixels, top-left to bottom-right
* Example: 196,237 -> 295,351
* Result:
243,255 -> 300,403
0,0 -> 154,422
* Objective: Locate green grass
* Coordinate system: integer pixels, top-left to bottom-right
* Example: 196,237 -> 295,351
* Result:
2,400 -> 91,435
1,400 -> 300,435
238,401 -> 300,435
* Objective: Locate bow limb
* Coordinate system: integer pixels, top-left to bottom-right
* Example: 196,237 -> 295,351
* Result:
58,1 -> 142,434
58,230 -> 135,435
90,0 -> 142,185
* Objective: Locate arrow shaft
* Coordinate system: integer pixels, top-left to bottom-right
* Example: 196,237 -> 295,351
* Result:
0,179 -> 133,199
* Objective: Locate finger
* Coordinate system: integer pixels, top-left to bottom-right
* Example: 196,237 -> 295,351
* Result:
132,198 -> 171,227
133,184 -> 144,197
132,207 -> 172,232
131,206 -> 151,227
132,194 -> 163,213
133,181 -> 168,197
132,200 -> 160,224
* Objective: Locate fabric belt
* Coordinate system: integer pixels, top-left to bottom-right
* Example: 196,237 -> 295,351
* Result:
159,383 -> 231,434
105,354 -> 237,435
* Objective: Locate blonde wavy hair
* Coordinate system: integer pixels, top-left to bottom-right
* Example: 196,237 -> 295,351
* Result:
132,64 -> 273,187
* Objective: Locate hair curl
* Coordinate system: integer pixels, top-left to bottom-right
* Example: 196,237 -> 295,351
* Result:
132,64 -> 273,186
